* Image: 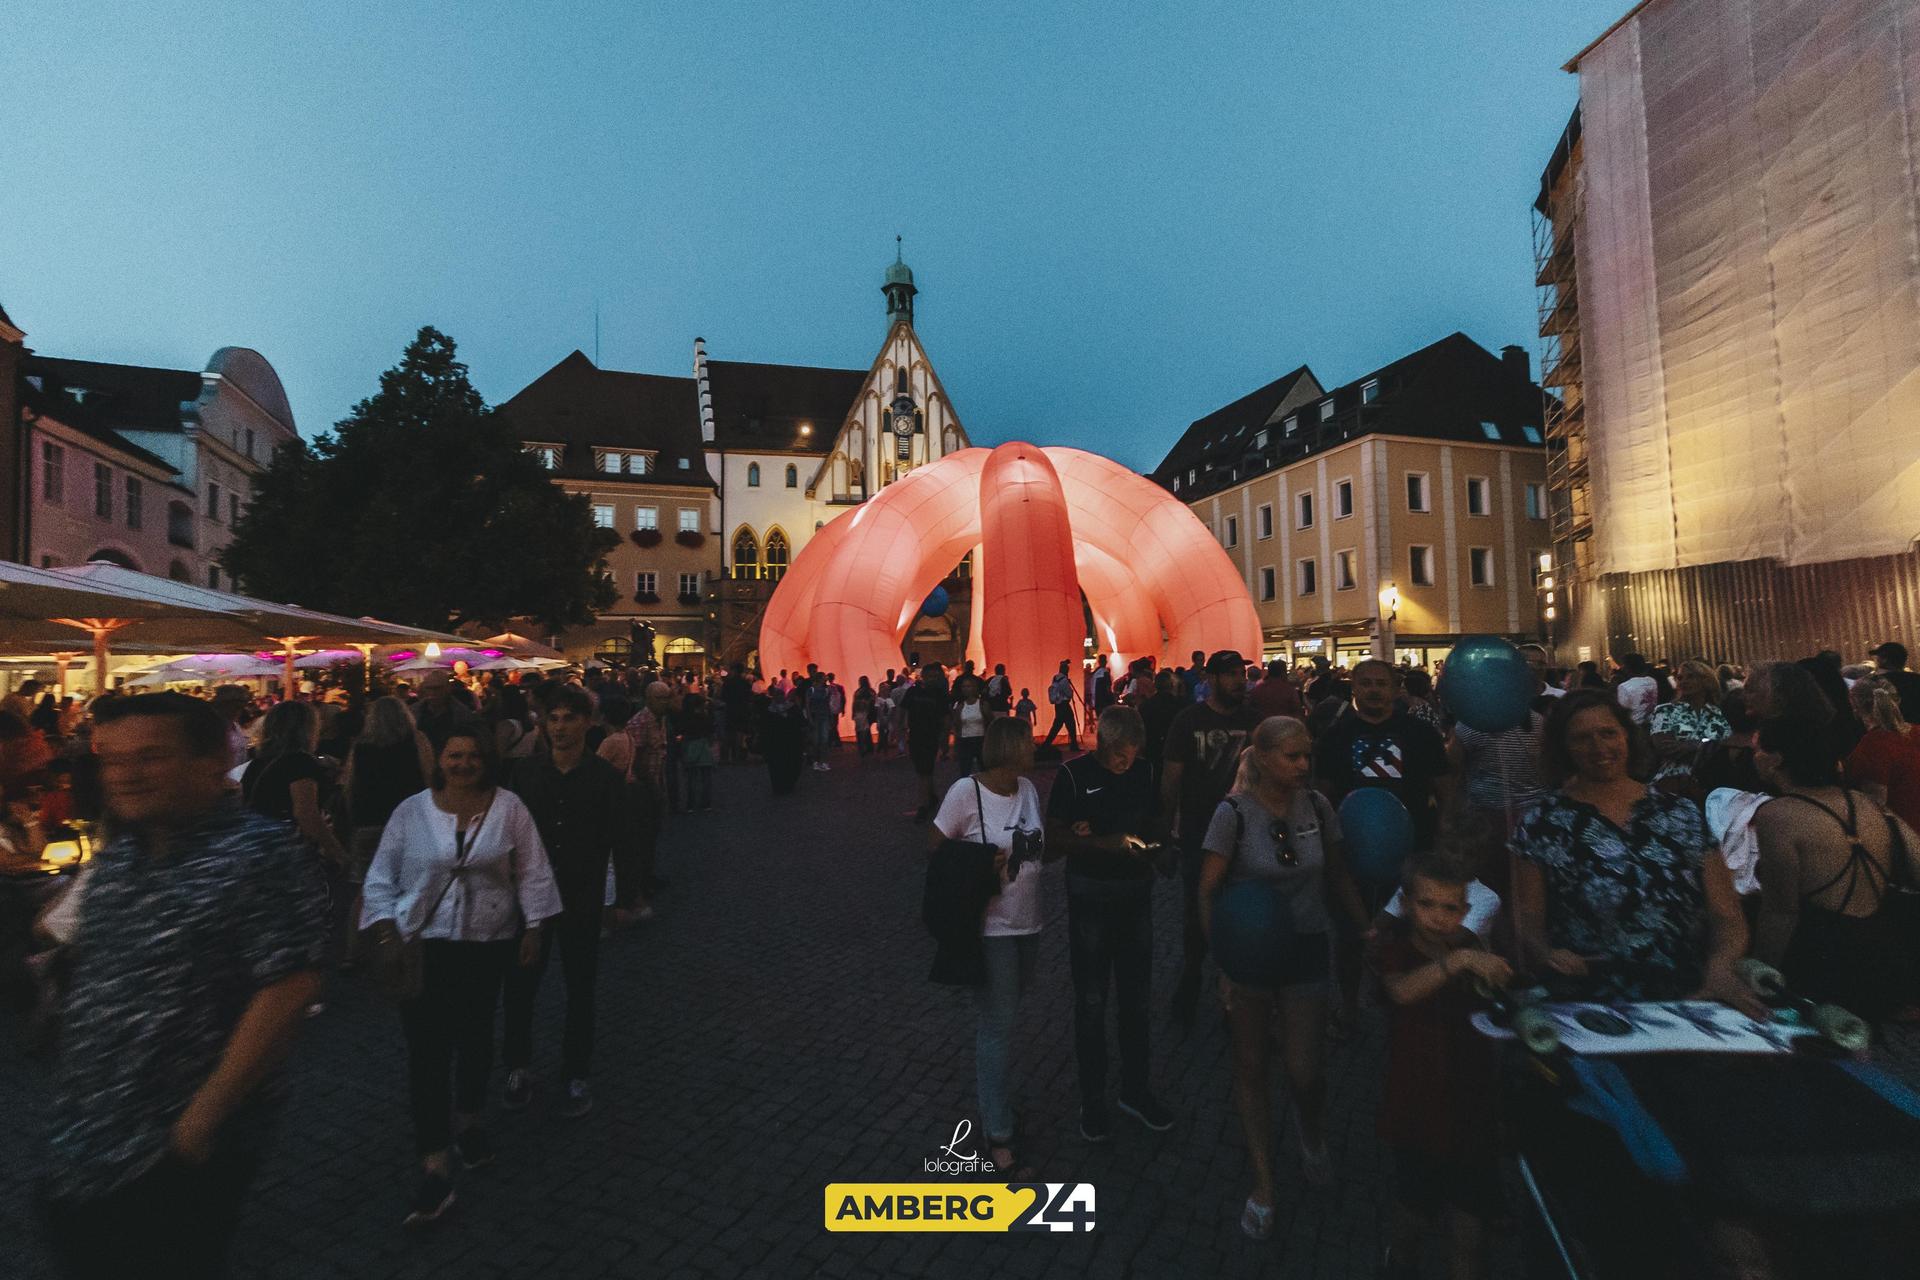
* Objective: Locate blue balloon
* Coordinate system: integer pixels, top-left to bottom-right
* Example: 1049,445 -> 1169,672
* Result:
1211,879 -> 1295,988
921,585 -> 950,617
1338,787 -> 1415,884
1439,635 -> 1535,733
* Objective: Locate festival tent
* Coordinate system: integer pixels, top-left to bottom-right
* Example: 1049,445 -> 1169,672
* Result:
479,632 -> 566,661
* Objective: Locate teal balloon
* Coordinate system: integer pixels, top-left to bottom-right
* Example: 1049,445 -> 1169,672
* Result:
1338,787 -> 1415,883
1212,879 -> 1295,988
922,585 -> 950,617
1440,634 -> 1535,732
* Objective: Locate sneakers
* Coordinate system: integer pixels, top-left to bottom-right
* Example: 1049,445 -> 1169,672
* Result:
503,1069 -> 532,1111
558,1077 -> 594,1118
453,1126 -> 495,1170
1078,1101 -> 1112,1144
1116,1092 -> 1175,1132
404,1171 -> 456,1227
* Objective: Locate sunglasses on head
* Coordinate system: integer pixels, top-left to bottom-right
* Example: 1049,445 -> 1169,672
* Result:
1267,819 -> 1299,868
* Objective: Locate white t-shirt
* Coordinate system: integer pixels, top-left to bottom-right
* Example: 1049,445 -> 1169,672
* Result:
958,701 -> 987,739
1617,676 -> 1659,725
1383,878 -> 1503,942
934,776 -> 1045,937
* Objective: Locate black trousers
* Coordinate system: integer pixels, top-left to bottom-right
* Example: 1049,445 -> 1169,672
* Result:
1042,703 -> 1078,748
502,911 -> 601,1081
401,939 -> 514,1156
1067,877 -> 1154,1106
43,1146 -> 260,1280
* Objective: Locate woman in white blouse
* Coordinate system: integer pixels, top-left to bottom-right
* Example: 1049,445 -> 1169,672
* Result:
361,727 -> 562,1228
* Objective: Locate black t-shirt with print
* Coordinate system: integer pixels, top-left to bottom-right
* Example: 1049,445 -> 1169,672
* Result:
1163,700 -> 1263,846
1312,709 -> 1448,847
1046,751 -> 1157,881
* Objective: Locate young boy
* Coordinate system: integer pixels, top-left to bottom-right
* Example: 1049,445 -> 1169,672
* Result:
1013,689 -> 1037,726
1368,848 -> 1510,1280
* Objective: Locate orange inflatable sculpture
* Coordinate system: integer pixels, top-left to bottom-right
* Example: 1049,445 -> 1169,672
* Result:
762,443 -> 1261,706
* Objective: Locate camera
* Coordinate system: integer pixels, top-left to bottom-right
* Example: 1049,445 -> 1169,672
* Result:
1006,825 -> 1044,880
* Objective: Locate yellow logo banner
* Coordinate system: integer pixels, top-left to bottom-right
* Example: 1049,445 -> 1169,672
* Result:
823,1183 -> 1096,1233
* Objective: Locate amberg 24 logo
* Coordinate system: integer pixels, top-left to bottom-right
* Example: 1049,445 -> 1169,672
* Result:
824,1120 -> 1096,1233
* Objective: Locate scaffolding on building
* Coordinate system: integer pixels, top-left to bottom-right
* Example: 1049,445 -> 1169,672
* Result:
1533,107 -> 1590,596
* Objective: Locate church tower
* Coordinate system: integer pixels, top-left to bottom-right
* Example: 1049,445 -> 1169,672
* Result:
882,237 -> 916,328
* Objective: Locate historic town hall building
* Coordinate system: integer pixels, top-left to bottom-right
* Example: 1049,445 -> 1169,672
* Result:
499,248 -> 971,667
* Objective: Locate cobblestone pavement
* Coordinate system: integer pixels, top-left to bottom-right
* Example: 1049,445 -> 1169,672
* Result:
6,746 -> 1918,1279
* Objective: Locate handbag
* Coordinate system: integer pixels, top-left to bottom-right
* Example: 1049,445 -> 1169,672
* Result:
362,804 -> 489,1003
923,780 -> 1001,986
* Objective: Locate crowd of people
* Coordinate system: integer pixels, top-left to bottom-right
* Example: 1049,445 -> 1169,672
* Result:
14,633 -> 1920,1278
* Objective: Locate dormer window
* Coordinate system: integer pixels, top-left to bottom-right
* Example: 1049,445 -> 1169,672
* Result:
1361,379 -> 1380,405
1283,415 -> 1298,436
595,449 -> 655,476
1320,398 -> 1337,422
1479,422 -> 1502,441
1522,426 -> 1543,444
1253,429 -> 1269,449
526,444 -> 561,469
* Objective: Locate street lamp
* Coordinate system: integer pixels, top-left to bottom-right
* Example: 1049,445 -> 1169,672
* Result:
1375,581 -> 1399,663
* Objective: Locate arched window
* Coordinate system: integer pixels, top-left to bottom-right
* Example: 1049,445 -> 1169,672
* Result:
747,462 -> 760,487
764,528 -> 790,580
732,527 -> 760,578
167,559 -> 190,581
848,458 -> 864,492
86,548 -> 138,571
784,464 -> 798,489
167,500 -> 195,549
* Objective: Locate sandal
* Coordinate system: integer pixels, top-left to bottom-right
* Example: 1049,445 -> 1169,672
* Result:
1240,1194 -> 1275,1240
988,1138 -> 1036,1183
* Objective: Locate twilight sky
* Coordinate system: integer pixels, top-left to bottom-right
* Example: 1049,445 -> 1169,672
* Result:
2,1 -> 1623,471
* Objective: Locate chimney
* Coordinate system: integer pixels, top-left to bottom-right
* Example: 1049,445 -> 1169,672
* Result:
1501,345 -> 1531,382
692,337 -> 715,445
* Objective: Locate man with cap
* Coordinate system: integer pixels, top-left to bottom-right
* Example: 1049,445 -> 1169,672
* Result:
1871,642 -> 1920,725
1159,650 -> 1261,1025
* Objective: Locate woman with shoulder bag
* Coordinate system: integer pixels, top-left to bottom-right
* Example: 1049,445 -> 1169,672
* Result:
928,716 -> 1048,1178
359,728 -> 562,1228
1198,715 -> 1368,1238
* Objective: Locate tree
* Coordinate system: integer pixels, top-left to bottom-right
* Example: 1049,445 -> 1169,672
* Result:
223,327 -> 616,630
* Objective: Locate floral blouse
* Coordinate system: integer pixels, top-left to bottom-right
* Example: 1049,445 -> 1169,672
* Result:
1647,701 -> 1732,783
1510,788 -> 1711,1000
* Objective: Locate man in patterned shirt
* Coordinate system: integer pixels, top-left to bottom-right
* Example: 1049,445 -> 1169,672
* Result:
40,693 -> 328,1279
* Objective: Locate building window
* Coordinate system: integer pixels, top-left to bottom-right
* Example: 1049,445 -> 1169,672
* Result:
785,464 -> 798,488
1410,544 -> 1435,586
1321,398 -> 1337,423
1525,483 -> 1545,520
1296,490 -> 1314,529
41,441 -> 63,503
732,528 -> 760,574
1171,476 -> 1182,493
124,476 -> 143,530
167,559 -> 188,580
1479,421 -> 1502,441
678,571 -> 700,598
1259,566 -> 1276,601
528,445 -> 559,469
677,456 -> 690,471
1532,549 -> 1551,585
635,506 -> 658,531
1298,558 -> 1318,596
208,481 -> 222,521
1335,549 -> 1357,591
592,504 -> 614,528
229,493 -> 240,525
1257,504 -> 1273,539
208,565 -> 221,590
1407,472 -> 1430,512
94,463 -> 112,519
1470,546 -> 1494,587
1223,515 -> 1239,548
1466,476 -> 1490,516
1254,429 -> 1269,449
765,528 -> 790,578
747,462 -> 761,487
244,427 -> 255,459
636,571 -> 657,597
677,507 -> 700,533
1282,415 -> 1298,437
1522,425 -> 1543,444
1361,378 -> 1380,405
601,452 -> 622,475
1335,479 -> 1354,519
167,500 -> 195,548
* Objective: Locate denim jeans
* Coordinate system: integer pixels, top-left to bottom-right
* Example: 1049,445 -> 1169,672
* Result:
1066,876 -> 1154,1106
973,932 -> 1039,1142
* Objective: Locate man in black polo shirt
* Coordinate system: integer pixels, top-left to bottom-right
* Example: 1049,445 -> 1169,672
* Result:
1046,705 -> 1173,1141
1160,650 -> 1261,1026
1872,641 -> 1920,725
502,684 -> 630,1120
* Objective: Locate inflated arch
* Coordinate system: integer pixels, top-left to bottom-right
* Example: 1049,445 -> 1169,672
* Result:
761,443 -> 1260,705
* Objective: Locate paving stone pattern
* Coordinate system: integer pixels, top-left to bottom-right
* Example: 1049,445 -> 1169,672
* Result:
5,746 -> 1918,1279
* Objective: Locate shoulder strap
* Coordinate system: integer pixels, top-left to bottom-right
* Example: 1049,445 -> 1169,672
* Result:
1771,790 -> 1857,836
972,777 -> 987,840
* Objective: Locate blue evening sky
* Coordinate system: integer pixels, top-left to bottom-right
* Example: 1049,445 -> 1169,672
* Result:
3,1 -> 1623,471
